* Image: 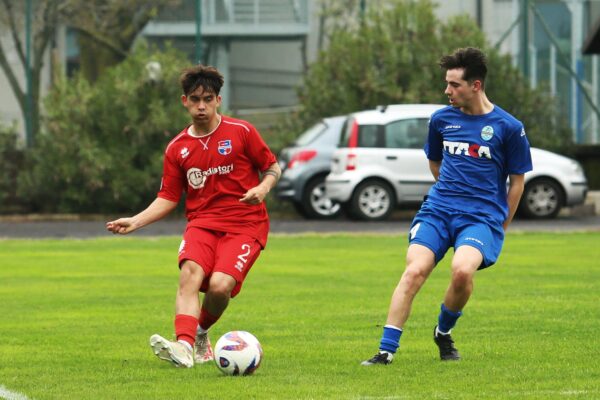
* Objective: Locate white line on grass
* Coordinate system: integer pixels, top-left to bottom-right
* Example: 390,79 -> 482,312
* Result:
0,385 -> 31,400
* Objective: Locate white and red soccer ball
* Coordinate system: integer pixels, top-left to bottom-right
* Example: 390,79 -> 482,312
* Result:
214,331 -> 263,376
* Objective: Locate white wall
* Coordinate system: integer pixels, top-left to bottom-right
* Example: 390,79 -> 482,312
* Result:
434,0 -> 478,19
434,0 -> 517,56
228,39 -> 305,109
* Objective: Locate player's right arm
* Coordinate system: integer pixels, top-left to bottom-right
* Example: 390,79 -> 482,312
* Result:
107,133 -> 186,235
106,197 -> 178,235
424,113 -> 443,182
428,160 -> 441,181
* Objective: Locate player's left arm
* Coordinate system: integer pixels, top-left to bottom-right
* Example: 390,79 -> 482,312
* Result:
239,162 -> 281,205
503,121 -> 532,230
504,173 -> 525,230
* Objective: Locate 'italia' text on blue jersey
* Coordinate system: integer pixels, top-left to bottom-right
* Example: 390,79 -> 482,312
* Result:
424,105 -> 533,223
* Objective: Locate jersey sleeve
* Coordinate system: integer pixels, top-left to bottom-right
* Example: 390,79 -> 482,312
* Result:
504,124 -> 533,175
424,115 -> 443,161
157,149 -> 185,203
244,124 -> 277,171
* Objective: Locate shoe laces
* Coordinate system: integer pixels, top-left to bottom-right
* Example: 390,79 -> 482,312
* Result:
196,332 -> 208,347
195,332 -> 213,360
172,341 -> 193,359
437,334 -> 457,352
369,352 -> 390,364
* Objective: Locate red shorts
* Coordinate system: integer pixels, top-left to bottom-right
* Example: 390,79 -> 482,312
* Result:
178,227 -> 262,298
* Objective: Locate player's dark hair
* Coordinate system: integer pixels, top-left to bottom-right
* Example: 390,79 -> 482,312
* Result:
439,47 -> 487,88
180,65 -> 224,96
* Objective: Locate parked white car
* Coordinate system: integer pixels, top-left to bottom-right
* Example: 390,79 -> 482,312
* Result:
276,116 -> 346,219
325,104 -> 588,221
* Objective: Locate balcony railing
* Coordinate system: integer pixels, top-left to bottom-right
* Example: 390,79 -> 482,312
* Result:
144,0 -> 309,37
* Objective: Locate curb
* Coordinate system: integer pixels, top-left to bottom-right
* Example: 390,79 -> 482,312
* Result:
2,192 -> 599,222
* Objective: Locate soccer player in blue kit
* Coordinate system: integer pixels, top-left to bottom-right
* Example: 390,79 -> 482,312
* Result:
362,47 -> 533,365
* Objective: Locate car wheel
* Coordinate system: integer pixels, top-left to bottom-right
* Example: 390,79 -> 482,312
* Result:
518,178 -> 564,219
349,180 -> 395,221
298,176 -> 342,219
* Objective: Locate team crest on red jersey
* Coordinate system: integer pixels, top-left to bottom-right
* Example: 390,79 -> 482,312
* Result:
218,140 -> 232,155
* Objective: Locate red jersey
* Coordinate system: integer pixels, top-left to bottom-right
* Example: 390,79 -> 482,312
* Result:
158,115 -> 277,247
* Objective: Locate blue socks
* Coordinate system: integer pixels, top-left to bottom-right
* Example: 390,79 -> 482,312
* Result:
437,303 -> 462,334
379,325 -> 403,353
377,304 -> 461,354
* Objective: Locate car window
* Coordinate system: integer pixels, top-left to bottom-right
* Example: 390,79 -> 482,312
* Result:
339,118 -> 352,147
319,118 -> 345,146
295,121 -> 327,146
358,125 -> 384,148
384,118 -> 429,149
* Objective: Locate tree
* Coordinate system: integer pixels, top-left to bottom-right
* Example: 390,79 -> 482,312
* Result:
0,0 -> 62,145
0,0 -> 178,145
62,0 -> 181,82
18,44 -> 190,213
295,0 -> 571,150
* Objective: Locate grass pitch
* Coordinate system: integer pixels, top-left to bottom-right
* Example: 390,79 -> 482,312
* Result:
0,232 -> 599,399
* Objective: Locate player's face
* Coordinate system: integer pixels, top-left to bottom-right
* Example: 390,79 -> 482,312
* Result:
444,68 -> 477,108
182,86 -> 222,125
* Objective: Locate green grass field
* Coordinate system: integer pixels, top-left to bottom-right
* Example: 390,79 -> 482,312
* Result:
1,232 -> 599,399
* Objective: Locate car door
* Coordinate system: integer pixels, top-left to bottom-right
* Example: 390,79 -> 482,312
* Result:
383,118 -> 435,202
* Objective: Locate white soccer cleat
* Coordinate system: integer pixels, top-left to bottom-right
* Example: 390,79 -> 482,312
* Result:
149,334 -> 194,368
194,331 -> 214,364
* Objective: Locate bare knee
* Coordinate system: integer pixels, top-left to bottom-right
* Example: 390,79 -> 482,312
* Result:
401,264 -> 431,290
179,261 -> 204,288
450,245 -> 482,289
450,264 -> 475,289
401,244 -> 436,290
206,274 -> 236,299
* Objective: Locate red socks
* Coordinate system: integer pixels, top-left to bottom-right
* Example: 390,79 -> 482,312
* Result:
174,314 -> 198,347
198,308 -> 220,331
174,309 -> 221,347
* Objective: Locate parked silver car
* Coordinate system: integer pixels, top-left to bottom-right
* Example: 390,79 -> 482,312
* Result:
276,116 -> 346,219
325,104 -> 588,221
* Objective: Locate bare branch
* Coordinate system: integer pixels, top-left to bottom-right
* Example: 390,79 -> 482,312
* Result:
0,40 -> 25,110
1,0 -> 27,67
71,26 -> 129,58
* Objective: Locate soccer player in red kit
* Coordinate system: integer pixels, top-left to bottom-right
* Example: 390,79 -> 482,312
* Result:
106,65 -> 281,368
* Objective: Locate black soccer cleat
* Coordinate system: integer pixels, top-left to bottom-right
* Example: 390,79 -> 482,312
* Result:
361,351 -> 393,366
433,326 -> 461,361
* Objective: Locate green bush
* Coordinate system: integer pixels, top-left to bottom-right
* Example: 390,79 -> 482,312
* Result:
18,44 -> 190,213
285,0 -> 571,150
0,122 -> 25,213
566,145 -> 600,190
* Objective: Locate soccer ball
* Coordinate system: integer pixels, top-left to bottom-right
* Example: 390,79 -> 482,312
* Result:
214,331 -> 263,376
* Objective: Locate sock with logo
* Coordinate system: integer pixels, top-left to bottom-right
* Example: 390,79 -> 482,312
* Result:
437,303 -> 462,334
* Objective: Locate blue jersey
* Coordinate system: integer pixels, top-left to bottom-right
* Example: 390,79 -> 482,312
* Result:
424,105 -> 533,223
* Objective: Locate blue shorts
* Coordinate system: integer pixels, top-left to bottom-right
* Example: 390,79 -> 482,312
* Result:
408,202 -> 505,269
